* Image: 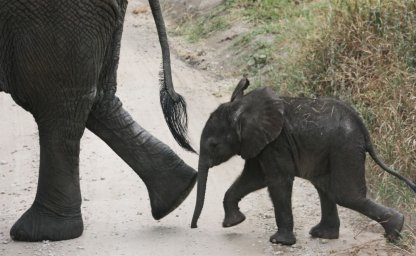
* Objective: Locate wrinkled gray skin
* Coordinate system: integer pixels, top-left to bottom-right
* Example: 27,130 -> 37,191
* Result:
0,0 -> 197,242
191,78 -> 416,245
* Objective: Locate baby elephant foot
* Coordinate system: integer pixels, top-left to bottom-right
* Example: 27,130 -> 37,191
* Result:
10,201 -> 83,241
381,212 -> 404,242
223,210 -> 246,228
270,230 -> 296,245
309,222 -> 340,239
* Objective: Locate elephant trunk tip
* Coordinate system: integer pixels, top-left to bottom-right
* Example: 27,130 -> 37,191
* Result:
191,164 -> 209,230
191,206 -> 201,229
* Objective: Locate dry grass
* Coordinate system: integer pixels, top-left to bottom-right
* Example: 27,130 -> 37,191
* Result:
300,0 -> 416,183
297,0 -> 416,250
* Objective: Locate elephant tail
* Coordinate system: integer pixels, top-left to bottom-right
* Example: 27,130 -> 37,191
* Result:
365,135 -> 416,193
149,0 -> 195,153
159,70 -> 195,153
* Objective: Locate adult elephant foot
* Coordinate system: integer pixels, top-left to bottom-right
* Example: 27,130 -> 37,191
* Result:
10,201 -> 83,242
309,222 -> 339,239
147,163 -> 197,220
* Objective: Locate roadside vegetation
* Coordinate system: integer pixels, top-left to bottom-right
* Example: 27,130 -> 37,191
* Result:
174,0 -> 416,252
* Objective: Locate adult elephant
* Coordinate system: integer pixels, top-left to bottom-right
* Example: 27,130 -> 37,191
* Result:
0,0 -> 197,242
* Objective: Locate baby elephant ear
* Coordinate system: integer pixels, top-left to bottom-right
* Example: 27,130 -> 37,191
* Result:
231,77 -> 250,102
234,87 -> 284,159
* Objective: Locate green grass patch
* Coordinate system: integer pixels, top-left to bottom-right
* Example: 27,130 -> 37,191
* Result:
173,3 -> 234,43
186,16 -> 231,43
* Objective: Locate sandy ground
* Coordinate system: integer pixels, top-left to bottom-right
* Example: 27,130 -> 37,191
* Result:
0,1 -> 406,255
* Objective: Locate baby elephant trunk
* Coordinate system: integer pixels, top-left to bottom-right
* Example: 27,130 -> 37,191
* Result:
191,160 -> 209,228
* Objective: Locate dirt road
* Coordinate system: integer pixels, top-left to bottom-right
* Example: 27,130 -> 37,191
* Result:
0,1 -> 404,255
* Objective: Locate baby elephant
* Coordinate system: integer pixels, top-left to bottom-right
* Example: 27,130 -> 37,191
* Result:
191,78 -> 416,245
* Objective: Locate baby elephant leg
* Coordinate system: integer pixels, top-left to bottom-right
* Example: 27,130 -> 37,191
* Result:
310,186 -> 340,239
223,159 -> 266,227
268,176 -> 296,245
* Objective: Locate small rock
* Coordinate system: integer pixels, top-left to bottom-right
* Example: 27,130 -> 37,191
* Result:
132,6 -> 148,15
292,244 -> 302,249
197,50 -> 206,56
77,246 -> 85,250
254,54 -> 267,66
0,161 -> 7,165
320,239 -> 328,244
100,177 -> 105,181
247,58 -> 256,67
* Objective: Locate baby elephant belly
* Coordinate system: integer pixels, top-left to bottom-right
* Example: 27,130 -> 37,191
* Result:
0,68 -> 8,93
297,158 -> 331,188
0,80 -> 5,92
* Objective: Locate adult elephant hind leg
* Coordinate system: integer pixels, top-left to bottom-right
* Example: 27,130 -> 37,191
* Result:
10,96 -> 94,241
309,186 -> 340,239
337,197 -> 403,241
86,96 -> 197,220
223,159 -> 266,227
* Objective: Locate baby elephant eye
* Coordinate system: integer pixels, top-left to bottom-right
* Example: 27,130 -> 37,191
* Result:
209,141 -> 218,149
207,138 -> 219,149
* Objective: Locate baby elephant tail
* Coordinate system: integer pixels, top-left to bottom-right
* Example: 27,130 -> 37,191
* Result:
366,139 -> 416,193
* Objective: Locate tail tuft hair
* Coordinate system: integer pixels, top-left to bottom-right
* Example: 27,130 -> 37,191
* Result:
159,70 -> 196,153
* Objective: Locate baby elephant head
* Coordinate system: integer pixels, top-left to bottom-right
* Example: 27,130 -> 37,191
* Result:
191,78 -> 284,228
